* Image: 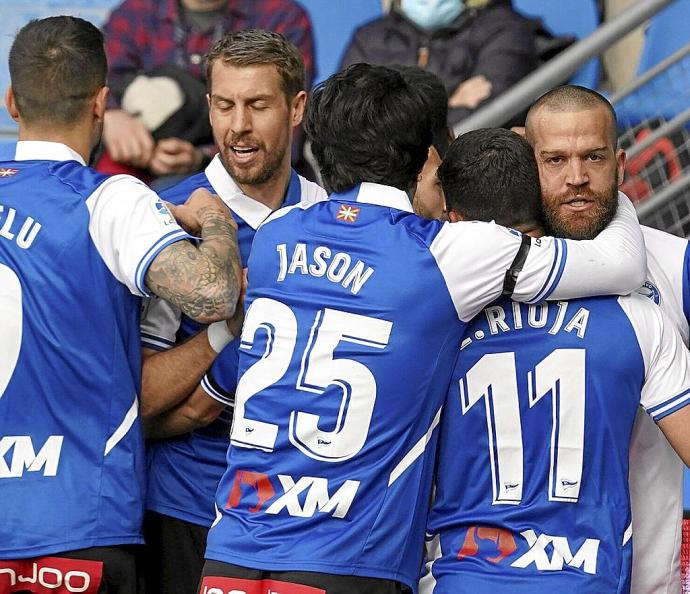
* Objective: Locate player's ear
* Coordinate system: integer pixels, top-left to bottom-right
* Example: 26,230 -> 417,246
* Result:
291,91 -> 307,128
448,209 -> 463,223
5,87 -> 19,122
93,86 -> 108,123
615,148 -> 626,187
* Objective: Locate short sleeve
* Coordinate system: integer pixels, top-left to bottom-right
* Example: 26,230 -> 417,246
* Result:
140,297 -> 182,351
85,175 -> 191,296
619,292 -> 690,422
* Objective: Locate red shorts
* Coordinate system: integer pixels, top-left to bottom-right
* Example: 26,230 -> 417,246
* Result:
200,576 -> 324,594
199,560 -> 410,594
0,556 -> 103,594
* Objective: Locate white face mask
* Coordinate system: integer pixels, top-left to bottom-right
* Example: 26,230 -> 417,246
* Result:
401,0 -> 464,30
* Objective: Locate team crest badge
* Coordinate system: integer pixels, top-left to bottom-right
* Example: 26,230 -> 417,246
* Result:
636,281 -> 661,305
0,168 -> 18,178
336,204 -> 360,223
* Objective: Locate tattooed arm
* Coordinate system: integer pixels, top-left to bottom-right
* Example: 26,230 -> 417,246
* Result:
145,188 -> 242,324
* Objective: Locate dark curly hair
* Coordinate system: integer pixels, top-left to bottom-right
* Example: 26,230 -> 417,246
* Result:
305,63 -> 433,194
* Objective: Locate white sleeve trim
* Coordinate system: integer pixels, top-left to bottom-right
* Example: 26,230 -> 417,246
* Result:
201,374 -> 235,407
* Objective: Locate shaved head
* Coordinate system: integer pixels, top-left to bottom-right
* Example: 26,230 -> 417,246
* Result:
524,84 -> 626,240
526,85 -> 618,147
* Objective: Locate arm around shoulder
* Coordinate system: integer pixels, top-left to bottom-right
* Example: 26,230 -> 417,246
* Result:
513,193 -> 646,302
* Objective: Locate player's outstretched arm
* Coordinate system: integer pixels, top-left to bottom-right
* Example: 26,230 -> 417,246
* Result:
512,193 -> 646,303
431,193 -> 645,322
146,189 -> 242,324
144,383 -> 226,439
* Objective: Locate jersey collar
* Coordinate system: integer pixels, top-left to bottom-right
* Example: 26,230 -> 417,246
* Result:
333,182 -> 414,213
14,141 -> 86,166
204,155 -> 300,230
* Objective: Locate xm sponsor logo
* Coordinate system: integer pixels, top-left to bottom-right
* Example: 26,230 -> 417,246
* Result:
511,530 -> 600,574
226,470 -> 359,519
0,435 -> 63,478
457,525 -> 600,575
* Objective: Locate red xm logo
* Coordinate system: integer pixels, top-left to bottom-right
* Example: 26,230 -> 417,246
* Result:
457,526 -> 517,564
336,204 -> 360,223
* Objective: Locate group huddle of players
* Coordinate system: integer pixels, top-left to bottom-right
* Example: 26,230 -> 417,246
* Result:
1,14 -> 690,594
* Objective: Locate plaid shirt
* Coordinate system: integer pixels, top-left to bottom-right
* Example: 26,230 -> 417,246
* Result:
103,0 -> 315,108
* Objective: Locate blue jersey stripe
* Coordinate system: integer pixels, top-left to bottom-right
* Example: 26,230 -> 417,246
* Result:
682,242 -> 690,330
647,387 -> 690,419
541,239 -> 569,302
531,239 -> 561,303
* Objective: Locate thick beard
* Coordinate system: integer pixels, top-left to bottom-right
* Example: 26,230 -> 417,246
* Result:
220,140 -> 287,187
542,183 -> 618,240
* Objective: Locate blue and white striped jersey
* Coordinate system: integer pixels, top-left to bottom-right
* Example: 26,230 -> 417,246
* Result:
422,292 -> 690,594
142,155 -> 326,526
203,183 -> 647,591
0,141 -> 189,558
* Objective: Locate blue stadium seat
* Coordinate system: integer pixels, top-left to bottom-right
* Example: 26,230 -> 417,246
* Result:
298,0 -> 383,85
613,0 -> 690,128
637,0 -> 690,73
512,0 -> 600,88
0,0 -> 120,134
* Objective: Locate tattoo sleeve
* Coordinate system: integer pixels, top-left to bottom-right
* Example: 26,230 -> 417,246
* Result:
145,207 -> 241,324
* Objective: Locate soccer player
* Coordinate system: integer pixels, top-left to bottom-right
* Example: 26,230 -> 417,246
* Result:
389,66 -> 452,221
421,127 -> 690,593
0,16 -> 240,593
138,30 -> 326,594
524,85 -> 690,594
197,64 -> 647,594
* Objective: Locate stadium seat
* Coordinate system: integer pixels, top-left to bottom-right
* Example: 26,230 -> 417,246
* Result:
298,0 -> 384,85
613,0 -> 690,128
637,0 -> 690,72
512,0 -> 600,88
0,0 -> 120,134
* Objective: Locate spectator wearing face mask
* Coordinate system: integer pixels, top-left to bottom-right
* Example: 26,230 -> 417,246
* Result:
340,0 -> 537,127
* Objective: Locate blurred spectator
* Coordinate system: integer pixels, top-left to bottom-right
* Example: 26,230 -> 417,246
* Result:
340,0 -> 536,127
100,0 -> 315,183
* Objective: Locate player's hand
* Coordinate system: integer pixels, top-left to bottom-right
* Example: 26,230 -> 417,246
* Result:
172,188 -> 236,235
149,138 -> 203,176
103,109 -> 155,168
449,75 -> 492,109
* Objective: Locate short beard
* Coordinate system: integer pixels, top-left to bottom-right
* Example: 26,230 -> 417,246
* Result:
543,183 -> 618,240
220,141 -> 287,187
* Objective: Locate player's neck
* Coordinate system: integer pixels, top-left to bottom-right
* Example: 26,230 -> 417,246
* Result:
237,159 -> 293,211
18,123 -> 93,164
